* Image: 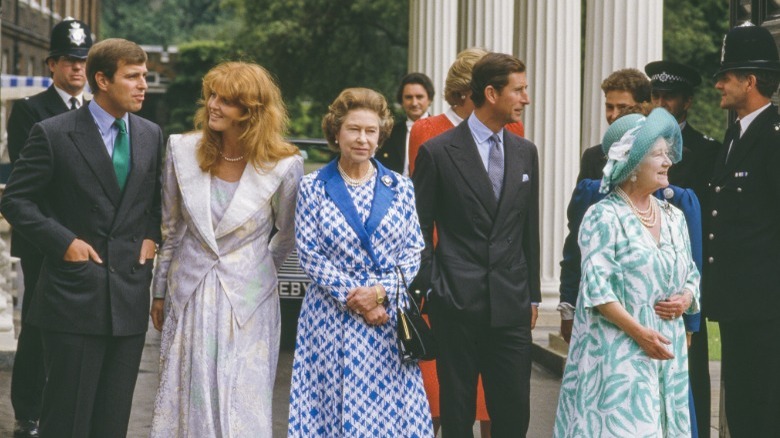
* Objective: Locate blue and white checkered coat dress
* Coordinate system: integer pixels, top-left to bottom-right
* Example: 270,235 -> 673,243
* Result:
288,159 -> 433,437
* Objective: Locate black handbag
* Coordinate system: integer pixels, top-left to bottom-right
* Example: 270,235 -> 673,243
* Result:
395,267 -> 437,363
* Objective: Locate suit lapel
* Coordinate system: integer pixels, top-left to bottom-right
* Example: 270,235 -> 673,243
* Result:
171,135 -> 218,253
444,122 -> 498,217
68,106 -> 122,206
213,156 -> 296,238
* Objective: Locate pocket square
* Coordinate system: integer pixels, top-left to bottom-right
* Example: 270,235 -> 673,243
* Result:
522,173 -> 529,182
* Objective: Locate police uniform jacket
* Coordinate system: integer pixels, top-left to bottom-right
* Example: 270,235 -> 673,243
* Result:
6,86 -> 73,259
705,105 -> 780,322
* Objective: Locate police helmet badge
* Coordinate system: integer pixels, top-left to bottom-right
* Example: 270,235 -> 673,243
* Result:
69,21 -> 87,46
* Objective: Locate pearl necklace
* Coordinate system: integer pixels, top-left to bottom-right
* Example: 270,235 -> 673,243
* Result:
338,162 -> 376,187
219,151 -> 245,162
615,187 -> 657,228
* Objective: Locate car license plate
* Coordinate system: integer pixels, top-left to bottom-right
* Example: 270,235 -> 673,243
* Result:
278,281 -> 309,299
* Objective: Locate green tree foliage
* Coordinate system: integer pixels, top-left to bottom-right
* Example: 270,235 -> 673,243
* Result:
101,0 -> 233,46
227,0 -> 409,137
663,0 -> 730,140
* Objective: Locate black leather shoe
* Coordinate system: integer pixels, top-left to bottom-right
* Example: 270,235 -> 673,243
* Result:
13,420 -> 39,438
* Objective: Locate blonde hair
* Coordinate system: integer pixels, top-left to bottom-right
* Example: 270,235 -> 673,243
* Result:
321,88 -> 394,152
194,61 -> 298,172
444,47 -> 488,106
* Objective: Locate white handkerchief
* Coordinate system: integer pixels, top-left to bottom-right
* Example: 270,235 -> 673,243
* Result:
522,173 -> 529,182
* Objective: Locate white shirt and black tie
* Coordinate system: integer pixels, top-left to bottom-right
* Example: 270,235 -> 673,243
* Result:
53,85 -> 84,111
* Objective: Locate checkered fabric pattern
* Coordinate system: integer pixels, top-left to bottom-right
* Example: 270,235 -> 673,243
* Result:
288,170 -> 432,437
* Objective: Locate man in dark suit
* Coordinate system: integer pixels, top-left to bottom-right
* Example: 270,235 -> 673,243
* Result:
5,17 -> 93,438
706,24 -> 780,437
1,38 -> 163,437
645,60 -> 720,438
413,52 -> 539,437
577,68 -> 651,181
376,72 -> 433,175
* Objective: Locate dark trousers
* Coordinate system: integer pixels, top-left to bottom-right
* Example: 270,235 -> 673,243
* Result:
719,318 -> 780,438
429,304 -> 532,438
11,253 -> 45,421
688,319 -> 710,438
39,330 -> 145,438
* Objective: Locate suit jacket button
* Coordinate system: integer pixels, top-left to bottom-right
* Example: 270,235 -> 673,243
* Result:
109,266 -> 116,273
715,186 -> 721,193
708,257 -> 714,264
736,187 -> 742,193
711,210 -> 718,217
708,233 -> 715,240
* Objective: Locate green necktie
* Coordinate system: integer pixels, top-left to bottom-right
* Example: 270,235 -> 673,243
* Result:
113,118 -> 130,191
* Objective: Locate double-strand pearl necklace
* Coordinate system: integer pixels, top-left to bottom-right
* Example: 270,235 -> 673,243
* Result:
338,162 -> 376,187
219,150 -> 245,162
615,187 -> 657,228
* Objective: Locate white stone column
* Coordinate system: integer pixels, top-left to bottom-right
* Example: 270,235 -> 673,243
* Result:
457,0 -> 515,54
515,0 -> 582,314
408,0 -> 459,115
581,0 -> 663,150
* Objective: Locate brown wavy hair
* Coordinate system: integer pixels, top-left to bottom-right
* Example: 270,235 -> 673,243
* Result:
321,88 -> 394,152
194,61 -> 298,172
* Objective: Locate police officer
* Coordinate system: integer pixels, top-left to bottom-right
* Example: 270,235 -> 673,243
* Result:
708,23 -> 780,437
645,59 -> 720,438
5,17 -> 92,438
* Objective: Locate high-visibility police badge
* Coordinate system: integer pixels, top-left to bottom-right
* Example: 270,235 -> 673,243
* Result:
69,21 -> 87,46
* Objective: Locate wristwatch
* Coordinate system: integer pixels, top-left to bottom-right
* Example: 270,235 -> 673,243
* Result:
374,285 -> 386,307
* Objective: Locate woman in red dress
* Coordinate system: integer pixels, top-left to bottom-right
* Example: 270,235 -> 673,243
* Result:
408,48 -> 524,438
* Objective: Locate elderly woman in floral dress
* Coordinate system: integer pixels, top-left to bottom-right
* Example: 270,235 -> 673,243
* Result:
554,108 -> 700,437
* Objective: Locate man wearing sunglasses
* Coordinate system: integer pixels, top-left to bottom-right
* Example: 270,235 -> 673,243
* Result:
5,17 -> 93,438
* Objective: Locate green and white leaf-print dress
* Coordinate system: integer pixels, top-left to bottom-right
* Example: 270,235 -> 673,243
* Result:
554,194 -> 700,438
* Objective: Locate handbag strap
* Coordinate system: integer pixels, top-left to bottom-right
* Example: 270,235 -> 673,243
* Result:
395,266 -> 422,315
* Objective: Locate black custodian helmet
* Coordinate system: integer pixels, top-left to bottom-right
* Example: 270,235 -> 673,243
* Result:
48,17 -> 93,60
716,22 -> 780,76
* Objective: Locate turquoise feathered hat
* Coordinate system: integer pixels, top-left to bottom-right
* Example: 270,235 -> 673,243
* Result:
599,107 -> 682,193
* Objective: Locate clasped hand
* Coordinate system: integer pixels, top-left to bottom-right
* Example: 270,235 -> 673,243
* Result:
654,291 -> 692,321
346,285 -> 388,326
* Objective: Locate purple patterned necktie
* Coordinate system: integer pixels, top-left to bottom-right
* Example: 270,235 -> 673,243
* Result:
487,133 -> 504,200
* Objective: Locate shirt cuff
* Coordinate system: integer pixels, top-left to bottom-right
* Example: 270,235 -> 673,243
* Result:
556,302 -> 575,320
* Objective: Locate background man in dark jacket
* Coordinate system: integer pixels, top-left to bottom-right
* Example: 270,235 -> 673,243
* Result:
376,72 -> 433,175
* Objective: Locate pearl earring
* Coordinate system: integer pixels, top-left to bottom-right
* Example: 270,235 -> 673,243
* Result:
630,174 -> 637,183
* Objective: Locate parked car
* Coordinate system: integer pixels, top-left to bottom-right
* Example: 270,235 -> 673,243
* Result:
279,138 -> 334,347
